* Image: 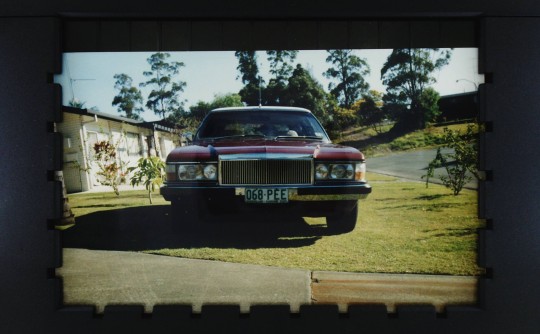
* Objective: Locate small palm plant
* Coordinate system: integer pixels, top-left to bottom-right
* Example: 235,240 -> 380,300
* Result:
128,156 -> 166,204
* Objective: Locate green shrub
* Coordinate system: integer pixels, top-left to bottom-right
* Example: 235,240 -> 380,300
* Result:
92,140 -> 127,196
127,156 -> 166,204
422,124 -> 480,195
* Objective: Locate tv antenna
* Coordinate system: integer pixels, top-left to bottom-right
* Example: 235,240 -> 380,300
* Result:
69,78 -> 95,102
258,76 -> 262,107
66,59 -> 95,102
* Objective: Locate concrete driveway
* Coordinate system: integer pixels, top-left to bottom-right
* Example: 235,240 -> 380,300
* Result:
57,248 -> 311,313
57,248 -> 478,314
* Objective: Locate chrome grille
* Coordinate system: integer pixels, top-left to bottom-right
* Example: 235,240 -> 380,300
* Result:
220,159 -> 313,185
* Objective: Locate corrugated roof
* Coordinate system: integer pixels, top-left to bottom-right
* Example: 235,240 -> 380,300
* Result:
62,106 -> 182,133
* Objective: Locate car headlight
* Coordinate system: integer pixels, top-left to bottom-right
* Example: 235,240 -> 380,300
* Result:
315,164 -> 329,179
179,165 -> 203,180
203,164 -> 217,180
330,164 -> 354,179
315,162 -> 366,181
170,163 -> 218,181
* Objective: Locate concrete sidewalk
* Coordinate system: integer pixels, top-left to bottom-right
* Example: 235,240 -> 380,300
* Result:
56,248 -> 312,313
311,271 -> 477,313
56,248 -> 478,314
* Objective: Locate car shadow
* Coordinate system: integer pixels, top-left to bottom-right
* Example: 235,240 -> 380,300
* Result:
61,205 -> 333,251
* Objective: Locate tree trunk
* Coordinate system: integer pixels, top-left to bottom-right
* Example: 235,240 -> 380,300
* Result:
53,121 -> 75,227
55,170 -> 76,226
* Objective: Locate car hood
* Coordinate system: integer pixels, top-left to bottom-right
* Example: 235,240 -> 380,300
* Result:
166,139 -> 365,162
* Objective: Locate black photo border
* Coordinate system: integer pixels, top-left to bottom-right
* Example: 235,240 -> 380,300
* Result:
1,1 -> 539,333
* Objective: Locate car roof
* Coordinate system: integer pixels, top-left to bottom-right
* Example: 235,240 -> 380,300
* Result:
210,106 -> 312,114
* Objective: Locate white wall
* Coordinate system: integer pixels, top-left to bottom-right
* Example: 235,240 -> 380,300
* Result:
58,111 -> 178,193
56,113 -> 85,193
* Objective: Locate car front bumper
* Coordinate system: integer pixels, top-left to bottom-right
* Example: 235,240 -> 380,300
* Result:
161,183 -> 371,202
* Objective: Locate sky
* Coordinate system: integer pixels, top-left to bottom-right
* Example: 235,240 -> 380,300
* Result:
55,48 -> 483,122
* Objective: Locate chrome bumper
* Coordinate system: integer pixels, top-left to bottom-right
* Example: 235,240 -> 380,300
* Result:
234,186 -> 370,201
161,183 -> 372,202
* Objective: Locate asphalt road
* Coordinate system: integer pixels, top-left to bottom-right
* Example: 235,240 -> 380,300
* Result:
367,148 -> 477,189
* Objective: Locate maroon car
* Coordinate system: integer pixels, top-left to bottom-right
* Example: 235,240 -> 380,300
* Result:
161,106 -> 371,233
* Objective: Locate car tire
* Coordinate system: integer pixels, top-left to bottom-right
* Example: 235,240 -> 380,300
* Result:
326,202 -> 358,234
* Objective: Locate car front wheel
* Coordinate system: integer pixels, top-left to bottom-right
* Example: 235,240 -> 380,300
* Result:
326,202 -> 358,234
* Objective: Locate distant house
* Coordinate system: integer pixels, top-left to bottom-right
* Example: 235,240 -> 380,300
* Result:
438,91 -> 478,122
57,106 -> 182,193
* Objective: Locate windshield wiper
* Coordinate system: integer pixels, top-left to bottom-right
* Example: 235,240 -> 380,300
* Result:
274,135 -> 324,141
209,134 -> 267,141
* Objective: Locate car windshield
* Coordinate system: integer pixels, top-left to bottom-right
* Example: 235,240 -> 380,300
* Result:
195,109 -> 331,142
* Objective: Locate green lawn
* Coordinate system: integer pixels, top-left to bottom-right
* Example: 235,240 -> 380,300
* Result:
66,173 -> 485,276
68,189 -> 169,217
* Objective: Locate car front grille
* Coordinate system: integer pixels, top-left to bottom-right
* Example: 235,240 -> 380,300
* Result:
220,159 -> 313,185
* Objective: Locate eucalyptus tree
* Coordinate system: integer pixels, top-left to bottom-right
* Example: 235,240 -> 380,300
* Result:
140,52 -> 186,119
381,48 -> 451,129
283,64 -> 333,124
358,90 -> 386,133
112,73 -> 144,120
264,50 -> 298,105
267,50 -> 298,83
189,93 -> 244,122
235,50 -> 262,106
324,49 -> 370,109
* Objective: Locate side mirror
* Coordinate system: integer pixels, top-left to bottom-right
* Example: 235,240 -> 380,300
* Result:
182,132 -> 193,144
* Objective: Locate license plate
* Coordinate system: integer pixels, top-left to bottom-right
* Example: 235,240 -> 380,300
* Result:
245,188 -> 289,203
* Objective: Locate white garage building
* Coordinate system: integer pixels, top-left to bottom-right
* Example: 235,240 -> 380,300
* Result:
57,106 -> 181,193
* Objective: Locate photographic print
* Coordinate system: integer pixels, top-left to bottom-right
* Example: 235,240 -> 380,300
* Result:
54,48 -> 485,313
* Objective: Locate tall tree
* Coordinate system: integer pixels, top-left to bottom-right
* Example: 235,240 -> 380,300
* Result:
380,48 -> 451,129
283,64 -> 333,124
112,73 -> 144,120
358,90 -> 386,133
266,50 -> 298,84
235,51 -> 262,106
324,49 -> 370,109
140,52 -> 186,119
418,87 -> 442,125
189,93 -> 244,121
264,50 -> 298,105
167,93 -> 245,134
